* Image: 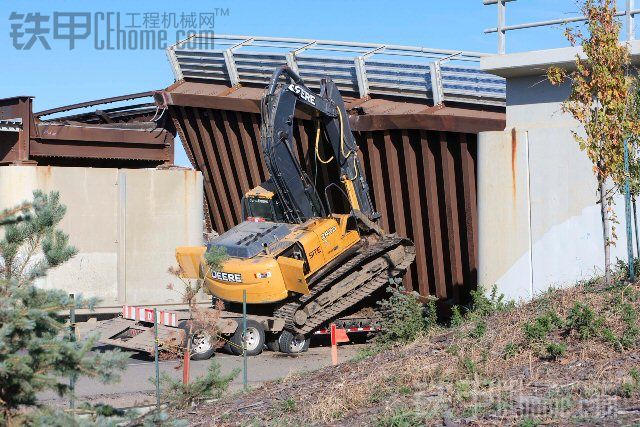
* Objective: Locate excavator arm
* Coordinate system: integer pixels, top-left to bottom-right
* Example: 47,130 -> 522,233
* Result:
260,66 -> 378,225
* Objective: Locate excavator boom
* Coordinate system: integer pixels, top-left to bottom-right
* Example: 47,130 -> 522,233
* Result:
260,66 -> 377,224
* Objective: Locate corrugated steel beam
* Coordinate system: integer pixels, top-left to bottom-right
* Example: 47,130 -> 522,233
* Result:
208,109 -> 244,223
176,106 -> 227,232
421,130 -> 447,299
459,133 -> 478,298
402,130 -> 429,297
440,132 -> 464,301
235,111 -> 262,188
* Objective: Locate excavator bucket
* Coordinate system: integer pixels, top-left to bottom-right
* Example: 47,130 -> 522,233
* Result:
175,246 -> 207,279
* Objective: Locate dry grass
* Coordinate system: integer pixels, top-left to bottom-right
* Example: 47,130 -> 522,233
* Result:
174,279 -> 640,426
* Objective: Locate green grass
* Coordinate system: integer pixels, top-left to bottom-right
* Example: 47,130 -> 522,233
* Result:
280,397 -> 297,413
376,408 -> 426,427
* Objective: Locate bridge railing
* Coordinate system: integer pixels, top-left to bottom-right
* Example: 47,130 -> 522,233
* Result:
166,34 -> 506,107
484,0 -> 639,54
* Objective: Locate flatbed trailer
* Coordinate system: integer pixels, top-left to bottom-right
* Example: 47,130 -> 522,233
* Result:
82,305 -> 379,360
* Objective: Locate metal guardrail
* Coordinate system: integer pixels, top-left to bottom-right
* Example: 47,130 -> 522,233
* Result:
484,0 -> 638,54
166,34 -> 506,107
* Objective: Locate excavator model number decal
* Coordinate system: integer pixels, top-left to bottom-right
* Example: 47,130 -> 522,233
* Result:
320,226 -> 337,242
288,84 -> 316,105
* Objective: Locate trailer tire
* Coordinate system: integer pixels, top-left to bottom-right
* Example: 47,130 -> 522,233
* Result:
228,319 -> 265,356
278,330 -> 310,354
266,333 -> 280,352
178,321 -> 217,360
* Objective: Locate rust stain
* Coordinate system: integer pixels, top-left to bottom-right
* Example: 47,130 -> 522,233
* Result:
511,127 -> 517,202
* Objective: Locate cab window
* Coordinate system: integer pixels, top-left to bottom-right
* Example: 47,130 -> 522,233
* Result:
244,197 -> 275,221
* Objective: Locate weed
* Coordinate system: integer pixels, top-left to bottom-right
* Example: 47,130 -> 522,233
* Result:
614,368 -> 640,398
398,385 -> 412,395
602,328 -> 622,351
523,310 -> 563,342
454,380 -> 472,401
446,344 -> 460,356
352,344 -> 385,362
369,385 -> 390,404
519,417 -> 539,427
566,302 -> 603,340
461,404 -> 487,418
544,342 -> 567,360
468,320 -> 487,339
461,357 -> 477,376
280,397 -> 296,413
470,285 -> 514,316
376,407 -> 425,427
377,285 -> 437,344
451,305 -> 464,327
523,318 -> 549,342
158,360 -> 238,409
620,303 -> 640,349
503,342 -> 519,359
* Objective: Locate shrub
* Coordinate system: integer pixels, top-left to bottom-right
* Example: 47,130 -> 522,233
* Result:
280,397 -> 296,413
523,311 -> 563,343
614,368 -> 640,398
450,305 -> 464,327
544,342 -> 567,360
468,320 -> 487,339
159,360 -> 238,409
376,285 -> 437,344
503,342 -> 519,359
469,285 -> 514,316
566,302 -> 603,340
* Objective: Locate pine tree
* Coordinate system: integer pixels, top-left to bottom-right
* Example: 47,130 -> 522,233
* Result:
0,191 -> 129,425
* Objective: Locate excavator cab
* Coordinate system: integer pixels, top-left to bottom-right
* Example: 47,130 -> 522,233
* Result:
241,179 -> 286,222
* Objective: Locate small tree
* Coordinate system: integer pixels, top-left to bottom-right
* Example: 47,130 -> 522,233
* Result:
547,0 -> 640,283
167,245 -> 228,359
0,192 -> 129,424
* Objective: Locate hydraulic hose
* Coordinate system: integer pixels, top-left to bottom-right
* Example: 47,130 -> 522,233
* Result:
315,121 -> 334,164
267,65 -> 303,95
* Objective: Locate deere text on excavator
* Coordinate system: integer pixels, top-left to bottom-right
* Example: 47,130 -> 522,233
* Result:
176,65 -> 416,354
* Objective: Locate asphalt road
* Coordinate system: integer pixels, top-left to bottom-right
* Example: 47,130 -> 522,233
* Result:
39,341 -> 367,409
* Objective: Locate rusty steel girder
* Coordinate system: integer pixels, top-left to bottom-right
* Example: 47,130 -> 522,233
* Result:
0,94 -> 175,167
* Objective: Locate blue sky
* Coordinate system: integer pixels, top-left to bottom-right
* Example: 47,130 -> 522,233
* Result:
0,0 -> 612,166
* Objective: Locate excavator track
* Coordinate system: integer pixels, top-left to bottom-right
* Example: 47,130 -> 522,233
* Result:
273,235 -> 416,335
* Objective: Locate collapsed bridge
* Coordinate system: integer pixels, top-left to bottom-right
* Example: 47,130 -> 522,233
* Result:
158,35 -> 506,304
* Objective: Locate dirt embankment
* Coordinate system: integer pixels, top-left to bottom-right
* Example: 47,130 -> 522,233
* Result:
174,280 -> 640,426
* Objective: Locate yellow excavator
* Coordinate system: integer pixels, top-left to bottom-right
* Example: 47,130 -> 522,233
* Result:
176,66 -> 415,353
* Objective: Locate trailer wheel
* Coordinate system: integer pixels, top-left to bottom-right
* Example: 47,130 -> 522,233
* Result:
228,319 -> 265,356
189,332 -> 217,360
278,330 -> 310,354
178,321 -> 216,360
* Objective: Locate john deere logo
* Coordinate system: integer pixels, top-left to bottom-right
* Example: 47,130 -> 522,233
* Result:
212,271 -> 242,283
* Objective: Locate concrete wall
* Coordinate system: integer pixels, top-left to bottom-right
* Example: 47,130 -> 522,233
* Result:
478,71 -> 629,301
0,166 -> 205,311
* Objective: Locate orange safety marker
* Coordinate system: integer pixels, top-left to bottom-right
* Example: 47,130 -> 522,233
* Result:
183,349 -> 191,384
330,323 -> 350,365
